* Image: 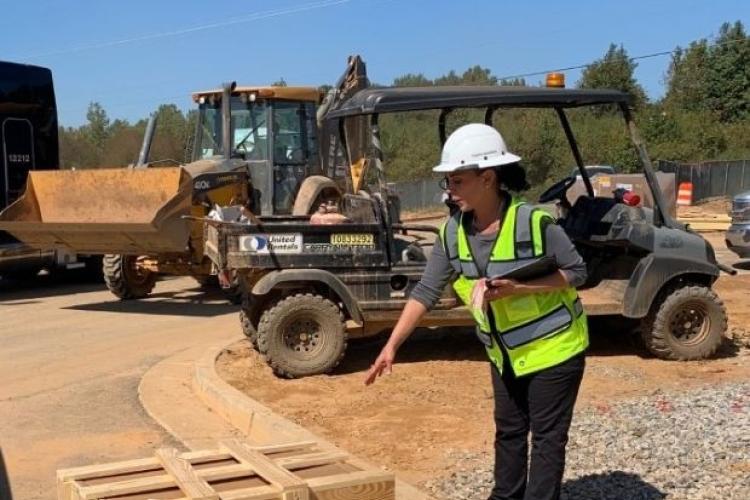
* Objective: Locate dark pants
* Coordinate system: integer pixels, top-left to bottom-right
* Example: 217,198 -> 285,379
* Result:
489,353 -> 585,500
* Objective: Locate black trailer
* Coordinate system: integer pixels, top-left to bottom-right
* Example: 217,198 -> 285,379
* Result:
0,60 -> 92,280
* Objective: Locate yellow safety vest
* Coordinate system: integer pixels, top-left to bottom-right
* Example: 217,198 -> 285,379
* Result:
440,196 -> 588,376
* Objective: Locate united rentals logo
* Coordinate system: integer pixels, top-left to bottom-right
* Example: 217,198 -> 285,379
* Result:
238,233 -> 302,254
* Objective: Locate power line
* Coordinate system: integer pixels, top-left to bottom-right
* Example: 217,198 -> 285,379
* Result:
496,36 -> 750,82
14,0 -> 351,60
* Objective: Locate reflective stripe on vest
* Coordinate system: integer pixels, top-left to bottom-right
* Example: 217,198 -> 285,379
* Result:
500,297 -> 584,349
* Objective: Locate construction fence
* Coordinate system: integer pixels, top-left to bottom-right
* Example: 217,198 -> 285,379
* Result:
390,160 -> 750,212
388,178 -> 445,213
657,159 -> 750,203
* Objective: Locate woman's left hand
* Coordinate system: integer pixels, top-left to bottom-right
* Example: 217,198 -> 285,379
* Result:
484,278 -> 524,301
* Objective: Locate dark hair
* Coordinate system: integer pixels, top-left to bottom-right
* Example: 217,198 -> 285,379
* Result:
493,162 -> 529,192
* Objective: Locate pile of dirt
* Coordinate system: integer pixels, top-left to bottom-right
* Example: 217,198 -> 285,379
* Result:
678,196 -> 732,218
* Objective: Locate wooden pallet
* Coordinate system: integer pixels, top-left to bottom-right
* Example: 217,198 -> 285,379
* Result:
57,440 -> 394,500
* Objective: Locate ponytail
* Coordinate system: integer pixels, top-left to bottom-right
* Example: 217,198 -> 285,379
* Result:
494,163 -> 529,193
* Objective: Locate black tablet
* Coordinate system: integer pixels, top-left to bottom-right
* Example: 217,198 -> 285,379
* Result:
489,257 -> 558,283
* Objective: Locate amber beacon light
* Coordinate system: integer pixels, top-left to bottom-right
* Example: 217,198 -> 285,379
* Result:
545,72 -> 566,88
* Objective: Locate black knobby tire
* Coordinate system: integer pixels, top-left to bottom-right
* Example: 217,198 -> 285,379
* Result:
257,293 -> 347,378
240,295 -> 258,349
641,285 -> 727,360
102,254 -> 156,300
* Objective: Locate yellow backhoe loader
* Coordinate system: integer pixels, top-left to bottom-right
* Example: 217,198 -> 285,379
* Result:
0,56 -> 369,301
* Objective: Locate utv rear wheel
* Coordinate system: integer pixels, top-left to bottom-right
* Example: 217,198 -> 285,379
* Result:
103,254 -> 156,300
641,285 -> 727,360
257,293 -> 347,378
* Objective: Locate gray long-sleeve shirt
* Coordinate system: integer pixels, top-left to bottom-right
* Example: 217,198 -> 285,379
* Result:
410,215 -> 587,310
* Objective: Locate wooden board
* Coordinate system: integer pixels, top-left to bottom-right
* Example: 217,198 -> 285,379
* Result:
57,440 -> 394,500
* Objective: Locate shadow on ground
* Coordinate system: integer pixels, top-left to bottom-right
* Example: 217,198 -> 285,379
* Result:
562,471 -> 666,499
0,271 -> 105,303
63,287 -> 239,317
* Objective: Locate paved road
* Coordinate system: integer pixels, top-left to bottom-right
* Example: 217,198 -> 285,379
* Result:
0,275 -> 240,499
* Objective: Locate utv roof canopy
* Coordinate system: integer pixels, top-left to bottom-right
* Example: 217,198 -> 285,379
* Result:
326,86 -> 632,118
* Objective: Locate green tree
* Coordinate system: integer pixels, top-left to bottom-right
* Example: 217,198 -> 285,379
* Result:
272,78 -> 288,87
499,77 -> 527,86
578,44 -> 647,108
666,21 -> 750,121
392,73 -> 433,87
84,102 -> 110,150
434,70 -> 462,86
705,21 -> 750,120
664,41 -> 710,112
460,65 -> 498,86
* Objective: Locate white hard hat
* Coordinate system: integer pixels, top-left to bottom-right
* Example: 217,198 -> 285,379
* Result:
433,123 -> 521,173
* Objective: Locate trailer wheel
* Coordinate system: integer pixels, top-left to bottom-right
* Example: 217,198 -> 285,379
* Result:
641,285 -> 727,360
240,295 -> 258,350
257,293 -> 347,378
103,254 -> 156,299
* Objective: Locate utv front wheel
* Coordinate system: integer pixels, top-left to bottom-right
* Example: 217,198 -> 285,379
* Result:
641,285 -> 727,360
257,293 -> 347,378
103,254 -> 156,299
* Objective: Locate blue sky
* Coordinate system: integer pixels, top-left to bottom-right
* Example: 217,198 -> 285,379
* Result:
2,0 -> 747,126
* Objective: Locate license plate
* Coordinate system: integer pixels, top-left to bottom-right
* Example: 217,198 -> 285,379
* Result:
330,233 -> 374,246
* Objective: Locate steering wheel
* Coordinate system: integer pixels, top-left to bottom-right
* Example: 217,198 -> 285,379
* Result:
538,176 -> 577,204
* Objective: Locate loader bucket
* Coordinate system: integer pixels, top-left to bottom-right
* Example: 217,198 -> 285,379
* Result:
0,167 -> 193,254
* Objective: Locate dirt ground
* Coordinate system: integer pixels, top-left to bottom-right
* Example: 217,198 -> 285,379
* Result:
217,242 -> 750,487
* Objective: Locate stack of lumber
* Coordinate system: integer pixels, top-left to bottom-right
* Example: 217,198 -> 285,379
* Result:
677,207 -> 732,232
57,439 -> 394,500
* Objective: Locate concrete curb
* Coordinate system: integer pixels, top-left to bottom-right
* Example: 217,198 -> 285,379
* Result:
192,342 -> 433,500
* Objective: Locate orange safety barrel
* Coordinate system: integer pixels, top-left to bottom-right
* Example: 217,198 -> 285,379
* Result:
677,182 -> 693,206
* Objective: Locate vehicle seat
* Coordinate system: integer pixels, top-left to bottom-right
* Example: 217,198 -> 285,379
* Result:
393,236 -> 427,263
341,192 -> 378,223
560,196 -> 617,241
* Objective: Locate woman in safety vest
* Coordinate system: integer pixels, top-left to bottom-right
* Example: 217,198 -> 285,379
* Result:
365,123 -> 589,500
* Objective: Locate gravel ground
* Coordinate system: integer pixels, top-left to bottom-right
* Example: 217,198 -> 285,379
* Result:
425,380 -> 750,500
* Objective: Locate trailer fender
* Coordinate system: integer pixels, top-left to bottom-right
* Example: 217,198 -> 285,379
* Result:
623,253 -> 720,318
251,269 -> 363,323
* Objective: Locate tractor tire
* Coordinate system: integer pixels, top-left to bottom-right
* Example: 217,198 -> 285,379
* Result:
102,254 -> 156,300
257,293 -> 347,378
640,285 -> 727,360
